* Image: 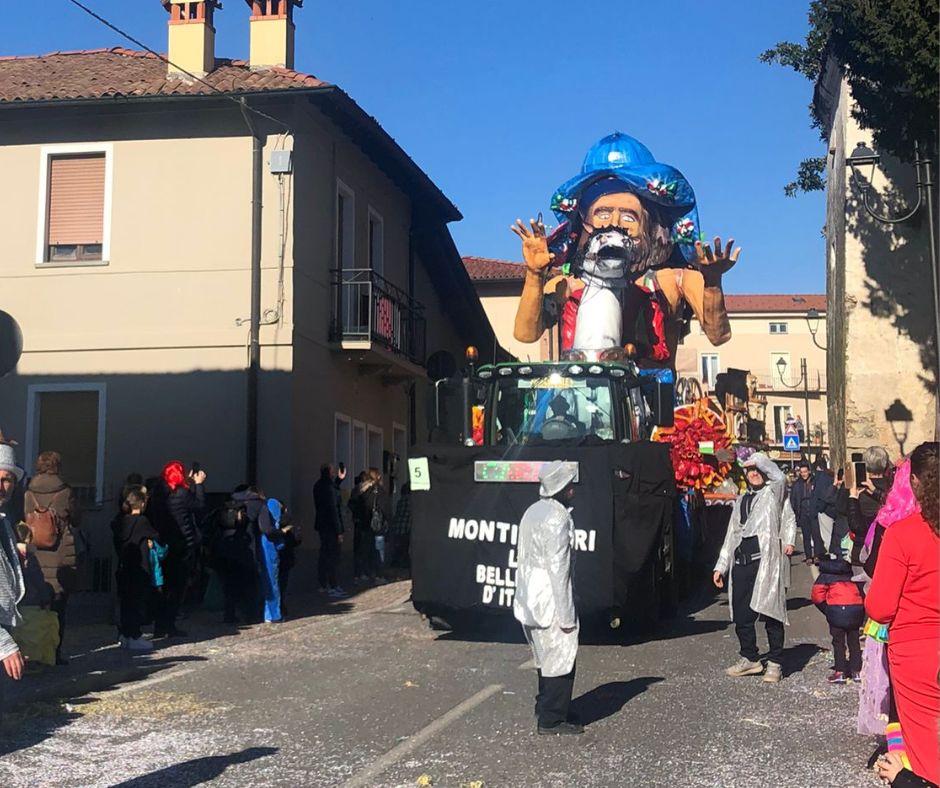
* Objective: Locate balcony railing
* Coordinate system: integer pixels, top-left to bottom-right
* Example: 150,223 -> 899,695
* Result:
751,369 -> 827,394
330,268 -> 426,366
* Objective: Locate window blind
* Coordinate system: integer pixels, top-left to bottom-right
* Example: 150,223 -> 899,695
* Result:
47,154 -> 105,246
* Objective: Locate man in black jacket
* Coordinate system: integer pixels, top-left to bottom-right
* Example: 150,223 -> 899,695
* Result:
314,464 -> 347,598
789,462 -> 822,562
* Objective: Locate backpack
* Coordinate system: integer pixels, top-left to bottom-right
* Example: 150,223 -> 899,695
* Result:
369,492 -> 387,535
26,505 -> 63,550
220,499 -> 248,530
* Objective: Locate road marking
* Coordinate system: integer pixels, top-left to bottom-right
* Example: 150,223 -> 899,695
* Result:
341,683 -> 504,788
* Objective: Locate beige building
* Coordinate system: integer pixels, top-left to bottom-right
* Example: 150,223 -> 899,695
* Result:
675,295 -> 828,453
464,258 -> 827,452
815,58 -> 938,465
0,2 -> 499,586
462,257 -> 553,362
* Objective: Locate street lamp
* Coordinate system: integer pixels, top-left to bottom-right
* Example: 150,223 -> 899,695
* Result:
846,141 -> 940,429
884,398 -> 914,456
806,308 -> 827,350
776,356 -> 812,450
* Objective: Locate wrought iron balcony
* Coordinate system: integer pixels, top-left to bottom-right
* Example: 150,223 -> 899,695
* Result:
329,268 -> 426,367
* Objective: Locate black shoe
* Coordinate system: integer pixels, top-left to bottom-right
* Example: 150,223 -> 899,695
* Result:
867,741 -> 888,769
537,721 -> 584,736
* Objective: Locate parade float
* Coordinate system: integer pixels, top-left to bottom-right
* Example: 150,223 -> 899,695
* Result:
408,132 -> 742,631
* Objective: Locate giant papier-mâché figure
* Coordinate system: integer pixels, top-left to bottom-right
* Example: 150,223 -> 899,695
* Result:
511,132 -> 740,366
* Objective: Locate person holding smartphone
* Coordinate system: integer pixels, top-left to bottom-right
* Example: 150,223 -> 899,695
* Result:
149,460 -> 206,638
846,446 -> 892,569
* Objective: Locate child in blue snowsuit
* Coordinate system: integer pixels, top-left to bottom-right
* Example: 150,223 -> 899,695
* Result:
261,498 -> 287,623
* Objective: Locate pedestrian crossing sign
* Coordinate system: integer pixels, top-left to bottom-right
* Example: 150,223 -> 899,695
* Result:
783,433 -> 801,452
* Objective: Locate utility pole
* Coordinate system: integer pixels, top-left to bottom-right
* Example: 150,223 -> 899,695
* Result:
802,357 -> 811,452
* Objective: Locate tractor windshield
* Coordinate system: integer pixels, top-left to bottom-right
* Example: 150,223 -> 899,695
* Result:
492,375 -> 616,444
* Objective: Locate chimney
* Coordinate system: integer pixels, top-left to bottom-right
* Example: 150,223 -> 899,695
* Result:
246,0 -> 302,70
162,0 -> 220,78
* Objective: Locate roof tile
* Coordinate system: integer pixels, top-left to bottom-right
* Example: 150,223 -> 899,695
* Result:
0,48 -> 329,104
462,256 -> 528,281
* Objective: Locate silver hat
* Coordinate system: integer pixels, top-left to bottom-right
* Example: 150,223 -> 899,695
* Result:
0,443 -> 24,482
539,460 -> 578,498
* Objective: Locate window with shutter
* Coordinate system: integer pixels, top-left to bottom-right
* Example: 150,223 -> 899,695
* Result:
46,154 -> 106,262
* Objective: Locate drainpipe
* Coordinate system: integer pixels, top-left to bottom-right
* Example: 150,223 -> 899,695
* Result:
241,100 -> 264,485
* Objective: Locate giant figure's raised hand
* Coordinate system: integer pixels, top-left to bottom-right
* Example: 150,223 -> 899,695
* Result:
695,236 -> 742,286
510,218 -> 554,274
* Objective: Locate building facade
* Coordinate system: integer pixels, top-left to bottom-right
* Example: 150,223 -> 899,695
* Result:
0,3 -> 498,587
675,295 -> 828,454
815,58 -> 937,465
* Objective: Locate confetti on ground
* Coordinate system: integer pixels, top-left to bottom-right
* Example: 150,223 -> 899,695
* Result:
77,691 -> 215,720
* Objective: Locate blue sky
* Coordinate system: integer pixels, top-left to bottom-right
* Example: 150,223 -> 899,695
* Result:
2,1 -> 827,294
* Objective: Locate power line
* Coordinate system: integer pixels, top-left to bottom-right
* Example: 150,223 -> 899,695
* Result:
63,0 -> 293,134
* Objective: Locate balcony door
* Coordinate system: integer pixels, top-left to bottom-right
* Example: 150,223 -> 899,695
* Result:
337,180 -> 367,337
773,405 -> 792,443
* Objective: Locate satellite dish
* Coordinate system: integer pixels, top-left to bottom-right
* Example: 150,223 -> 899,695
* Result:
0,311 -> 23,377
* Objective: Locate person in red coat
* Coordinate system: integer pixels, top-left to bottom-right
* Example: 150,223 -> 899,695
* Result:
866,442 -> 940,785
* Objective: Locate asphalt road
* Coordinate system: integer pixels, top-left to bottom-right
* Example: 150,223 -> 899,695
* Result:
0,563 -> 879,788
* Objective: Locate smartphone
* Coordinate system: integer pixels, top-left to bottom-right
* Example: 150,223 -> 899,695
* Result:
844,463 -> 855,490
850,452 -> 864,463
854,461 -> 867,485
191,461 -> 201,475
339,461 -> 345,474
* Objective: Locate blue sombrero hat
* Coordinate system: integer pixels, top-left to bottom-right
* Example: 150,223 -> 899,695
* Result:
548,132 -> 701,267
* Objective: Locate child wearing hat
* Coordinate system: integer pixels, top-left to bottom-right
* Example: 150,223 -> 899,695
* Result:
811,555 -> 865,683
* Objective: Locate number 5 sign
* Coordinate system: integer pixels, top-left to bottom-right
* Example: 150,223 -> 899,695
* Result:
408,457 -> 431,491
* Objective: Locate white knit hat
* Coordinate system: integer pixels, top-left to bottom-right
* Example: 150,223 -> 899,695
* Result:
0,443 -> 24,482
539,460 -> 578,498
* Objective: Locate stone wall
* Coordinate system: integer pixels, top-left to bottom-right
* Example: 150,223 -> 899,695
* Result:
819,65 -> 938,465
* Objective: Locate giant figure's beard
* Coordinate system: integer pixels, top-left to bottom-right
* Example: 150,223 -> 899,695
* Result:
570,227 -> 653,286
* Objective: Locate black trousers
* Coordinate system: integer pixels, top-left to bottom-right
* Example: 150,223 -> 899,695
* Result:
535,665 -> 576,728
354,527 -> 379,578
830,625 -> 862,674
50,592 -> 68,660
732,557 -> 784,663
278,560 -> 292,612
318,532 -> 341,588
800,516 -> 824,559
157,550 -> 189,634
219,560 -> 258,623
116,574 -> 148,640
